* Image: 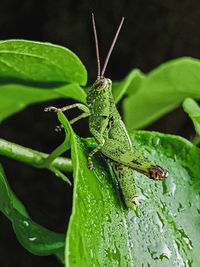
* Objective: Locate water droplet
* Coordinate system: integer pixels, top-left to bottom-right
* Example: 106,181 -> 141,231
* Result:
178,203 -> 185,212
105,215 -> 111,223
173,241 -> 185,266
138,191 -> 147,201
29,237 -> 37,241
148,241 -> 172,260
90,249 -> 94,258
23,220 -> 29,227
176,228 -> 193,250
171,183 -> 176,196
196,194 -> 200,213
183,237 -> 193,250
174,154 -> 178,161
163,177 -> 176,196
153,137 -> 160,146
154,212 -> 164,233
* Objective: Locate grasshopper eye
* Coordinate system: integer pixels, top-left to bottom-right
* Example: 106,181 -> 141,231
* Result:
95,78 -> 108,90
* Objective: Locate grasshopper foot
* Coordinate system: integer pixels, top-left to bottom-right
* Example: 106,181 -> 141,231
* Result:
44,106 -> 61,112
149,165 -> 169,181
55,125 -> 63,132
132,196 -> 140,210
89,162 -> 93,171
126,196 -> 140,210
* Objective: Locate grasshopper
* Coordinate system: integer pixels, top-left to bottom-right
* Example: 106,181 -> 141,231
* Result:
45,14 -> 168,209
108,159 -> 140,209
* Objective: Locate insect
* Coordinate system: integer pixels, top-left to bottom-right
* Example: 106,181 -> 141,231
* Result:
107,159 -> 140,209
45,14 -> 168,209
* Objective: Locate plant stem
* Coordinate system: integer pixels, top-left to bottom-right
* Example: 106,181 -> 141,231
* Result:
0,138 -> 73,172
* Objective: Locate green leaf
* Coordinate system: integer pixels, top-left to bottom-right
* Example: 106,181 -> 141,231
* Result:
0,163 -> 65,257
63,120 -> 200,266
0,164 -> 29,218
183,98 -> 200,136
57,112 -> 75,151
0,82 -> 86,122
112,68 -> 145,104
41,117 -> 72,185
0,40 -> 88,122
0,39 -> 87,85
0,164 -> 13,218
117,57 -> 200,130
12,209 -> 65,256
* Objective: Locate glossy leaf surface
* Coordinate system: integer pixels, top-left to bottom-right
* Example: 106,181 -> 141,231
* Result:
0,164 -> 65,257
60,110 -> 200,266
112,57 -> 200,130
0,40 -> 87,122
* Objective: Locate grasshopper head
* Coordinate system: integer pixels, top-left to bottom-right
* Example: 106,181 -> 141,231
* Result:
93,77 -> 112,91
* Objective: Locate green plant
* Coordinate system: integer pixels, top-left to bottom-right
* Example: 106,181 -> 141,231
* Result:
0,39 -> 200,266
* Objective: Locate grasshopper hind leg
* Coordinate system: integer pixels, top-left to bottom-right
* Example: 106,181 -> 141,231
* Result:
149,165 -> 169,180
110,161 -> 140,210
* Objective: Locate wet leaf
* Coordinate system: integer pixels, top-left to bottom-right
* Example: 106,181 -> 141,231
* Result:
61,107 -> 200,266
0,163 -> 65,257
113,57 -> 200,130
0,40 -> 87,122
0,40 -> 87,84
112,68 -> 145,104
12,209 -> 65,256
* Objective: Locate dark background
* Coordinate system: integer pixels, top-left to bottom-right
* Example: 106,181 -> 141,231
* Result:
0,0 -> 200,266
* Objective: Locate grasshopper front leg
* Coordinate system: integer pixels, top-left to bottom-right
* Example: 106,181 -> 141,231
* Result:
44,103 -> 91,129
44,103 -> 90,114
45,103 -> 109,171
54,112 -> 90,131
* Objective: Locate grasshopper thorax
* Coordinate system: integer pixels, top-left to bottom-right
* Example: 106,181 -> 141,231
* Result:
94,77 -> 112,90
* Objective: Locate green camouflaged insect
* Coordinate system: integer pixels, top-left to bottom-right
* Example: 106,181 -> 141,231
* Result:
109,161 -> 139,209
45,14 -> 168,210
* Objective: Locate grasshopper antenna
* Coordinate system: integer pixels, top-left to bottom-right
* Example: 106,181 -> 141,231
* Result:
101,17 -> 124,77
92,13 -> 101,77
